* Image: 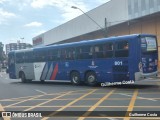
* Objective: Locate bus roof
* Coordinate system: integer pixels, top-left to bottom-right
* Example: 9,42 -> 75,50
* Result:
9,34 -> 156,53
42,34 -> 155,49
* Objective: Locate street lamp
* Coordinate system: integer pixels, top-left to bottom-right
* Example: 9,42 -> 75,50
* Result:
71,6 -> 107,37
20,37 -> 24,43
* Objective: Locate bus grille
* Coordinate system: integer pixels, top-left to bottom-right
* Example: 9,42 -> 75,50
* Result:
113,74 -> 129,81
112,66 -> 128,72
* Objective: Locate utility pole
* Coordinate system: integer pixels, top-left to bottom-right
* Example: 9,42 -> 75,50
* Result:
105,18 -> 108,37
71,6 -> 107,38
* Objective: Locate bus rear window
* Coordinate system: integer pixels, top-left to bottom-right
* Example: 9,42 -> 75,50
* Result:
141,37 -> 157,53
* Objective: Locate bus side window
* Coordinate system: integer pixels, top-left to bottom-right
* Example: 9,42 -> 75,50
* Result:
41,51 -> 46,61
48,49 -> 53,61
35,51 -> 46,62
66,48 -> 75,60
25,51 -> 34,63
83,46 -> 93,59
16,53 -> 24,63
104,42 -> 113,58
34,52 -> 40,62
76,47 -> 83,59
115,41 -> 129,57
48,49 -> 60,61
94,44 -> 104,58
76,46 -> 93,60
61,49 -> 66,60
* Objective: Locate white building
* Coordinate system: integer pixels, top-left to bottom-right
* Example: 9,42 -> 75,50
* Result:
33,0 -> 160,47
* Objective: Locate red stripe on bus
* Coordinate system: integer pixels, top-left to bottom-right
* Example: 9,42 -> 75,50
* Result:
50,64 -> 58,80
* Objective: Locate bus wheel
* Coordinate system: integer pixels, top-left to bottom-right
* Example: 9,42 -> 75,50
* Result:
86,72 -> 97,86
21,72 -> 27,83
71,72 -> 81,85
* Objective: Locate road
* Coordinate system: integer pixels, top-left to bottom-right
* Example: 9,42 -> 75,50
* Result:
0,71 -> 160,120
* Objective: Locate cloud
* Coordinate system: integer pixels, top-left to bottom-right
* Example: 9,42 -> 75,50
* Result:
0,0 -> 33,11
0,0 -> 7,4
14,0 -> 33,11
24,21 -> 43,27
31,0 -> 110,24
0,8 -> 16,25
31,0 -> 88,22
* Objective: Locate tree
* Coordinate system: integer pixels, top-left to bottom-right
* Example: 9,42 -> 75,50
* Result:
0,42 -> 4,62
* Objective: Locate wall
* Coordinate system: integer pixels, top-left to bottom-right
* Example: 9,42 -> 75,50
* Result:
33,0 -> 128,47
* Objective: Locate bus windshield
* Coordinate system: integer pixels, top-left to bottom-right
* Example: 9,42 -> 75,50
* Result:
141,37 -> 157,53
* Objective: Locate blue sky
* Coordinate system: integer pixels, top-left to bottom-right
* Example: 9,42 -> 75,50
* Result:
0,0 -> 110,47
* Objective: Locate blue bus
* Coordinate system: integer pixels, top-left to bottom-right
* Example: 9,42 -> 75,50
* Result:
8,34 -> 158,86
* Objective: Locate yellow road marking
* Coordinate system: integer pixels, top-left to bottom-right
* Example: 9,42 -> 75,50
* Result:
0,94 -> 53,102
0,100 -> 22,102
124,89 -> 138,120
80,117 -> 160,119
0,104 -> 10,120
3,89 -> 95,108
92,92 -> 160,94
0,91 -> 69,101
78,89 -> 115,120
5,105 -> 160,109
1,90 -> 159,102
23,91 -> 73,111
0,95 -> 43,101
137,92 -> 160,94
41,89 -> 97,120
38,98 -> 100,100
4,94 -> 44,108
0,89 -> 92,101
2,97 -> 160,102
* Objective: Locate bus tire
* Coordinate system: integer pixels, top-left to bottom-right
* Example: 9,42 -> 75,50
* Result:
21,72 -> 27,83
70,71 -> 81,85
86,71 -> 97,86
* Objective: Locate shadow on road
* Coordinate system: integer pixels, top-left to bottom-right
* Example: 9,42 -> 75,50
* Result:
10,80 -> 159,91
108,84 -> 159,89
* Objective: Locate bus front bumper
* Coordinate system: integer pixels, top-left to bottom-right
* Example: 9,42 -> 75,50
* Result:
135,71 -> 158,81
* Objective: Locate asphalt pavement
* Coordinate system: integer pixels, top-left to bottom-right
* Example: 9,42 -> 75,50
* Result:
0,71 -> 160,120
